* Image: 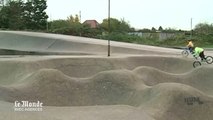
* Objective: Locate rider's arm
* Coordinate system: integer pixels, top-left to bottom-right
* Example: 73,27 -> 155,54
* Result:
192,50 -> 198,57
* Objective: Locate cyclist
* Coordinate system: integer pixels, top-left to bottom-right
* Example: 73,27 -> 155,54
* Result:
187,39 -> 194,53
192,47 -> 206,61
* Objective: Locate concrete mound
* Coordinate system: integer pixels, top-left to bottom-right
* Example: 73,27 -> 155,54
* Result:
1,65 -> 213,106
0,55 -> 193,85
1,68 -> 213,120
0,68 -> 146,106
141,83 -> 213,120
134,66 -> 213,95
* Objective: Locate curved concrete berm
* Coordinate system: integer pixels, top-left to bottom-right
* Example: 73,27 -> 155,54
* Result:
0,31 -> 213,120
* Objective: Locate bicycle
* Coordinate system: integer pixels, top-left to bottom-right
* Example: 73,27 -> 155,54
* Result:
193,56 -> 213,68
181,48 -> 193,57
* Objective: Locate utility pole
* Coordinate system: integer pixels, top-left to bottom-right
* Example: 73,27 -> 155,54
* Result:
79,11 -> 81,23
46,21 -> 48,31
190,18 -> 193,39
107,0 -> 111,57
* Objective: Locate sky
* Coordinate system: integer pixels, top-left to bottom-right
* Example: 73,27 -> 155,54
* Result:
46,0 -> 213,30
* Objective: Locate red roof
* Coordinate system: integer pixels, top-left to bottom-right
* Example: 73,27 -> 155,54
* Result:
83,20 -> 99,28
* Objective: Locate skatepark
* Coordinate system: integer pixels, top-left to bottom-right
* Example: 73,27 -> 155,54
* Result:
0,31 -> 213,120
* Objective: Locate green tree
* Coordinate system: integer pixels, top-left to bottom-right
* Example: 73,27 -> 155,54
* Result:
100,18 -> 131,33
151,27 -> 156,32
49,20 -> 70,30
67,14 -> 80,23
23,1 -> 34,29
194,23 -> 213,35
0,6 -> 10,28
163,27 -> 177,33
8,1 -> 24,29
23,0 -> 48,30
158,26 -> 163,31
0,1 -> 24,29
119,18 -> 131,32
74,14 -> 80,23
67,15 -> 75,23
138,28 -> 151,32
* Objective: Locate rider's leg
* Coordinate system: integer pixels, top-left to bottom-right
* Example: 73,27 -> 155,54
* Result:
189,47 -> 193,53
199,51 -> 205,60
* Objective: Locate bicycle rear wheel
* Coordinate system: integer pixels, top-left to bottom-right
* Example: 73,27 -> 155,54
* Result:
193,61 -> 201,68
205,56 -> 213,64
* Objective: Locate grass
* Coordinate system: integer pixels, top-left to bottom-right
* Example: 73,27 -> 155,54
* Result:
81,32 -> 213,49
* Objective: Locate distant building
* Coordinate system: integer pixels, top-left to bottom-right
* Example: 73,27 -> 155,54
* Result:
83,20 -> 99,28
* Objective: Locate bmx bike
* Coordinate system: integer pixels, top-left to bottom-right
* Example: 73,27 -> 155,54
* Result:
181,48 -> 193,57
193,56 -> 213,68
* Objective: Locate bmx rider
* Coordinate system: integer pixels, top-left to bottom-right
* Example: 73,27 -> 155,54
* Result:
187,39 -> 194,53
192,47 -> 206,61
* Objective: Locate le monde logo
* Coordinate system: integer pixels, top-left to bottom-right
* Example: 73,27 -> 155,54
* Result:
14,101 -> 43,112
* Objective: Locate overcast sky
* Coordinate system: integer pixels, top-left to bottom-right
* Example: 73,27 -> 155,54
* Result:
46,0 -> 213,30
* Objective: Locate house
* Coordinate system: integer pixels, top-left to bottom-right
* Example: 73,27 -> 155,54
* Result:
83,20 -> 99,28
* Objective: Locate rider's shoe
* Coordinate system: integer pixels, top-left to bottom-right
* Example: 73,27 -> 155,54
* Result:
201,59 -> 207,62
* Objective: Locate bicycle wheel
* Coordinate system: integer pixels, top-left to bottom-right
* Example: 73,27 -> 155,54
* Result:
181,50 -> 189,57
205,56 -> 213,64
193,61 -> 201,68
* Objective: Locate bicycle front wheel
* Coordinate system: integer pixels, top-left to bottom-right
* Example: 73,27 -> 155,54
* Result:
193,61 -> 201,68
181,50 -> 189,57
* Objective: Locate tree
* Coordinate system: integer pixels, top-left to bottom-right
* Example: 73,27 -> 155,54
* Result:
100,18 -> 131,33
0,1 -> 24,29
158,26 -> 163,31
119,18 -> 131,32
164,27 -> 177,33
67,14 -> 80,23
0,6 -> 10,28
151,27 -> 156,32
8,1 -> 24,29
138,28 -> 151,32
22,1 -> 34,29
23,0 -> 48,30
74,14 -> 80,23
67,15 -> 75,23
49,20 -> 70,30
194,23 -> 213,35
